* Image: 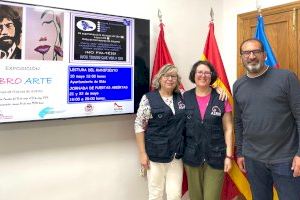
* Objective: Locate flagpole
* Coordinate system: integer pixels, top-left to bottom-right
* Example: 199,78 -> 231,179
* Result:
210,7 -> 214,22
158,9 -> 162,23
256,0 -> 262,16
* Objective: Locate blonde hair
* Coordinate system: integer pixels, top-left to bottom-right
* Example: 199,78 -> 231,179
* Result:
152,64 -> 181,93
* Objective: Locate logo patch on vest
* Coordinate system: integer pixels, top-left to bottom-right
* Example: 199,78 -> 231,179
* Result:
211,106 -> 221,116
178,101 -> 185,109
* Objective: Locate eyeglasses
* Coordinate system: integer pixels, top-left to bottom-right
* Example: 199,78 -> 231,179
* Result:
241,49 -> 263,58
196,71 -> 212,77
0,23 -> 15,31
162,74 -> 178,80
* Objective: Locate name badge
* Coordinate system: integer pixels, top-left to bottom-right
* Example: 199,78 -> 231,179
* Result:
178,101 -> 185,109
211,106 -> 221,116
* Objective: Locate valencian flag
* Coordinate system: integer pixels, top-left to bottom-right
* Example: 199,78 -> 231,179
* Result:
151,22 -> 188,198
201,22 -> 252,200
255,15 -> 279,68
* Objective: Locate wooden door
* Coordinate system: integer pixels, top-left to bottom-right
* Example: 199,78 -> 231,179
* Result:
237,2 -> 300,78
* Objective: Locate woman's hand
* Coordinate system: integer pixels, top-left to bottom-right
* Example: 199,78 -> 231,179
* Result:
216,86 -> 228,101
140,152 -> 150,169
135,132 -> 149,170
224,157 -> 232,172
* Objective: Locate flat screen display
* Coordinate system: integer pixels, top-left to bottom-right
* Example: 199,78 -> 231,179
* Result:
0,1 -> 149,123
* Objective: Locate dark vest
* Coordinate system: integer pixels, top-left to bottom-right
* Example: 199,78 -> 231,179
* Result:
145,91 -> 186,163
183,88 -> 226,169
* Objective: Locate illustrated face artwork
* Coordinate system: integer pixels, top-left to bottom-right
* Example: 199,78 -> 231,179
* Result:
0,18 -> 16,50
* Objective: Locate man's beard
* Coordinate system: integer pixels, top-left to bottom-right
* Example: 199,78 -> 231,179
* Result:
0,36 -> 14,51
244,61 -> 262,73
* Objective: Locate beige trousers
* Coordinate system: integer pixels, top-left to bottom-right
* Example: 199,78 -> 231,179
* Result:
147,159 -> 183,200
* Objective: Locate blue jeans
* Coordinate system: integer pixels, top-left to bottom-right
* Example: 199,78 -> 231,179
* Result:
245,157 -> 300,200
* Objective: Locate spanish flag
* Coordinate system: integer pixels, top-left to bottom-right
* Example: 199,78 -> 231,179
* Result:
201,21 -> 252,200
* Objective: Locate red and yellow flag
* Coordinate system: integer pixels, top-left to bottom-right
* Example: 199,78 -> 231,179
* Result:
201,22 -> 252,200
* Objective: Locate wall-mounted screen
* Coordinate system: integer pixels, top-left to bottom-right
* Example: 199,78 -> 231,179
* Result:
0,1 -> 149,123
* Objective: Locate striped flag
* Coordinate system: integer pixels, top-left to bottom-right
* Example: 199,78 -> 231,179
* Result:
255,15 -> 279,68
201,21 -> 252,200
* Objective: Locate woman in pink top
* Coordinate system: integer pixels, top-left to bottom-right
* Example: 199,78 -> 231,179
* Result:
182,60 -> 233,200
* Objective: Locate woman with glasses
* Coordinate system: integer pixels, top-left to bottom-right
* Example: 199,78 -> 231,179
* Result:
183,60 -> 233,200
134,64 -> 185,200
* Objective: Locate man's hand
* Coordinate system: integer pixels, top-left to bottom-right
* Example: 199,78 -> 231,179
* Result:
291,155 -> 300,177
237,157 -> 247,173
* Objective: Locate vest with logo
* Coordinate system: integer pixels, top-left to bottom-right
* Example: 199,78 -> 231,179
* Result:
145,90 -> 186,163
183,88 -> 226,169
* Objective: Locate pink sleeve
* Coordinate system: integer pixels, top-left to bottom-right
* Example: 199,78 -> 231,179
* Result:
224,100 -> 232,113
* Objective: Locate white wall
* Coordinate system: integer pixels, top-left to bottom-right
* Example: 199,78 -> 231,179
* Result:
0,0 -> 297,200
0,115 -> 146,200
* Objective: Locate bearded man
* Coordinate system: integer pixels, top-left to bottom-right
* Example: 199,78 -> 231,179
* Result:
0,5 -> 22,59
233,38 -> 300,200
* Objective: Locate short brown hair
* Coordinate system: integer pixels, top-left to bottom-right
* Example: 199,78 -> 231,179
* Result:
189,60 -> 217,85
